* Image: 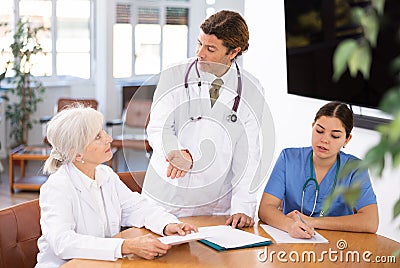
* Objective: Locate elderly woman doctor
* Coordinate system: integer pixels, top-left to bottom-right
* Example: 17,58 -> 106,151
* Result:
36,106 -> 197,267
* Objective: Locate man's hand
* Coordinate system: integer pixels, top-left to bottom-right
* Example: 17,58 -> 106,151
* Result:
163,222 -> 198,236
225,213 -> 255,228
166,149 -> 193,179
121,234 -> 171,260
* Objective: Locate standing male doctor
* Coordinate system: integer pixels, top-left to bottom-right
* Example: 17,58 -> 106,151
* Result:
142,10 -> 265,228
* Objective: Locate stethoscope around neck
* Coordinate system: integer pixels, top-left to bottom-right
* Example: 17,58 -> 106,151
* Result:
300,152 -> 340,217
184,59 -> 242,123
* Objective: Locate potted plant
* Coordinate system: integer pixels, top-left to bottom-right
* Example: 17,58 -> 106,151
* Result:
0,19 -> 47,147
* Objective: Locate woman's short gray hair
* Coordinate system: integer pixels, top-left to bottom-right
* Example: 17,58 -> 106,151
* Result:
43,104 -> 103,174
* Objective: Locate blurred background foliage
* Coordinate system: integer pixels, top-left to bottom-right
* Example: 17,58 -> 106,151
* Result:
331,0 -> 400,244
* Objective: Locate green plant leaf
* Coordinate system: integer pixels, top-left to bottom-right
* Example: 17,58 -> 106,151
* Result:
394,198 -> 400,219
390,56 -> 400,73
379,88 -> 400,115
333,39 -> 358,81
348,44 -> 371,79
361,10 -> 379,47
363,143 -> 387,176
352,7 -> 365,22
342,183 -> 361,208
393,149 -> 400,168
371,0 -> 386,15
358,44 -> 372,79
387,115 -> 400,143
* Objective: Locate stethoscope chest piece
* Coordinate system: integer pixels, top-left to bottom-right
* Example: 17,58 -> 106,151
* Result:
227,112 -> 237,123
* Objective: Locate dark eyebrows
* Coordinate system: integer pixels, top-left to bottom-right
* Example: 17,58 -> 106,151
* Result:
197,39 -> 217,50
316,123 -> 343,133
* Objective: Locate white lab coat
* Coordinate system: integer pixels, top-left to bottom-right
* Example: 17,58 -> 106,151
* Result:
143,58 -> 265,217
36,164 -> 179,268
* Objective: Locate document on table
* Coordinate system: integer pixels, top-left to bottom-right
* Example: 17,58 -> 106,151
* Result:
260,224 -> 328,244
158,225 -> 272,250
158,232 -> 208,245
198,225 -> 272,251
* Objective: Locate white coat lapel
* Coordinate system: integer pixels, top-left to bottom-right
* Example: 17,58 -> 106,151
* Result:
67,164 -> 100,214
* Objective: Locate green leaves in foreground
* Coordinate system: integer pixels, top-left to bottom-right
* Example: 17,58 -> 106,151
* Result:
322,182 -> 361,216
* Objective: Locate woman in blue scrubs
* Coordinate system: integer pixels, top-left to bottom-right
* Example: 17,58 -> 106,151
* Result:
258,102 -> 378,239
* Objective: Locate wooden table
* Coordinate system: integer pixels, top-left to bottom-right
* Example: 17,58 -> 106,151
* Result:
62,216 -> 400,267
9,145 -> 49,193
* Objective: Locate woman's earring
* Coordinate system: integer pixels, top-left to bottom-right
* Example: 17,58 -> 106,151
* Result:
81,159 -> 85,164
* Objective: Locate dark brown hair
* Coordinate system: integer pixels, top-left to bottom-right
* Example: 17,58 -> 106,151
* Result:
200,10 -> 249,58
314,102 -> 354,138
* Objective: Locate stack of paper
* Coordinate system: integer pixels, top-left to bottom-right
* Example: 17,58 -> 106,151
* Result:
158,225 -> 272,251
198,225 -> 272,251
158,231 -> 208,245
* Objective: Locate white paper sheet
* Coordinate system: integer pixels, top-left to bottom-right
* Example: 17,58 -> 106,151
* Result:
198,225 -> 271,248
158,225 -> 271,248
260,224 -> 328,244
158,232 -> 208,245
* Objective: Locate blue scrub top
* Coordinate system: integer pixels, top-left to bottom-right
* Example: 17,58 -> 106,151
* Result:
264,147 -> 377,217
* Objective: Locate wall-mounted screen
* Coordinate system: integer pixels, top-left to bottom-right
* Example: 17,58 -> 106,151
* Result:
285,0 -> 400,109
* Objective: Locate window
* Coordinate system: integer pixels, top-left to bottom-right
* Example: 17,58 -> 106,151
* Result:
0,0 -> 13,74
113,1 -> 189,78
1,0 -> 92,79
56,0 -> 91,78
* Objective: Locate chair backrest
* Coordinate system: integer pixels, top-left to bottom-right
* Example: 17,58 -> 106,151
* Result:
124,100 -> 152,129
117,171 -> 145,193
57,98 -> 98,112
0,199 -> 41,268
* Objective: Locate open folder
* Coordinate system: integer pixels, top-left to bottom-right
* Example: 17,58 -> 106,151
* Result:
158,225 -> 272,251
197,225 -> 272,252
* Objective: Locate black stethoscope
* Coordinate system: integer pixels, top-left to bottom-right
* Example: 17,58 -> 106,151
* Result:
184,59 -> 242,123
300,152 -> 340,217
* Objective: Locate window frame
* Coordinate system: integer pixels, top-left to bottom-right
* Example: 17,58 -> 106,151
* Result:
5,0 -> 94,81
114,0 -> 192,81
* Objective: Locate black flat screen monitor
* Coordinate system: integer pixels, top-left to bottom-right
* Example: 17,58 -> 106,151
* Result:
284,0 -> 400,108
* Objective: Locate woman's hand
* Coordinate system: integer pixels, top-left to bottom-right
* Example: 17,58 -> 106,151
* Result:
163,222 -> 198,236
286,210 -> 315,239
121,234 -> 171,260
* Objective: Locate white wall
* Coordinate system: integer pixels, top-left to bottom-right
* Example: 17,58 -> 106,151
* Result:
244,1 -> 400,242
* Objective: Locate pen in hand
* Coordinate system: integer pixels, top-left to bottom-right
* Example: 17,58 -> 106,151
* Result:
295,211 -> 315,236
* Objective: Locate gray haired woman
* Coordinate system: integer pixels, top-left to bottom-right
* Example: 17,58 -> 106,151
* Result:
36,105 -> 197,268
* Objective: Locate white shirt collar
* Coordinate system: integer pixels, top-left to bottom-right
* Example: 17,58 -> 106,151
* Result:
72,164 -> 105,190
201,63 -> 237,94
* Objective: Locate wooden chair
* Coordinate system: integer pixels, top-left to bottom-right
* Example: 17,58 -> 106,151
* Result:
56,98 -> 98,112
117,171 -> 145,193
0,199 -> 41,268
107,100 -> 152,171
40,98 -> 99,141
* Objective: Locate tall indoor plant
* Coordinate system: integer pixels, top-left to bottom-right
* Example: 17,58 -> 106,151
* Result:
330,0 -> 400,248
0,19 -> 47,146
